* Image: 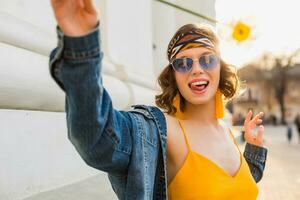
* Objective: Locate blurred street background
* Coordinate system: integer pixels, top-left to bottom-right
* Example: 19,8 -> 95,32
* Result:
1,0 -> 299,199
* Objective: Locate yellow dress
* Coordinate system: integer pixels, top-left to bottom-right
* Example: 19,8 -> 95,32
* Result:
167,120 -> 259,200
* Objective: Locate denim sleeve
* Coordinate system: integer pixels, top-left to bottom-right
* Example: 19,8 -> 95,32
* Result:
243,143 -> 268,183
49,23 -> 132,177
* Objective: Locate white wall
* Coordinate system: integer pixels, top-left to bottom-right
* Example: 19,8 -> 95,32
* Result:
0,0 -> 157,199
0,109 -> 102,200
0,0 -> 216,199
152,0 -> 177,76
152,0 -> 216,77
106,0 -> 156,84
0,0 -> 157,112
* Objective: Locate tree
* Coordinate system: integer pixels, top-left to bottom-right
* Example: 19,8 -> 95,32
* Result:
238,49 -> 300,124
256,49 -> 300,124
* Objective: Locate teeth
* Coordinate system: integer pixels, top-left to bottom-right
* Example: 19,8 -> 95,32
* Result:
191,81 -> 208,86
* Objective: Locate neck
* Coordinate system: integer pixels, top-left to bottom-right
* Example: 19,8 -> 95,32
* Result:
183,97 -> 218,125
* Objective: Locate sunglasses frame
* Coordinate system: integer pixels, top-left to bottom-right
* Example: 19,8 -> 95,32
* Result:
170,54 -> 220,73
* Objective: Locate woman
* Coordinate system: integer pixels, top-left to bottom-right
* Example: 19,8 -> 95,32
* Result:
286,111 -> 294,144
295,113 -> 300,143
50,0 -> 268,199
158,24 -> 267,199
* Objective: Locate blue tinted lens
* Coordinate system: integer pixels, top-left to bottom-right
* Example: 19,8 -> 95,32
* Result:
172,58 -> 193,73
199,54 -> 219,70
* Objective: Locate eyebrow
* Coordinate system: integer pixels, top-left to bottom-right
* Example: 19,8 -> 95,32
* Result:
177,51 -> 213,59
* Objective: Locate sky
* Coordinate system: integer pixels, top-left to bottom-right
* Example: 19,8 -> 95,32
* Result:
215,0 -> 300,67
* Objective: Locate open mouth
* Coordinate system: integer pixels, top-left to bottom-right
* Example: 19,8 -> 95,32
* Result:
188,81 -> 209,92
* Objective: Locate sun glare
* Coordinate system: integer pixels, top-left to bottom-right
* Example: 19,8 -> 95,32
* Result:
215,0 -> 300,67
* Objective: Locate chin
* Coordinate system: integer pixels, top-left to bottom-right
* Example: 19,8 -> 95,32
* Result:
186,95 -> 212,106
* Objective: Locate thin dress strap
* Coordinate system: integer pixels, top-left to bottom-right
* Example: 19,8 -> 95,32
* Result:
228,129 -> 242,154
178,120 -> 240,154
218,120 -> 241,151
177,120 -> 191,151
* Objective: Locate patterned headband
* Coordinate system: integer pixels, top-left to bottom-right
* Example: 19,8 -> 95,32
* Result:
167,30 -> 215,61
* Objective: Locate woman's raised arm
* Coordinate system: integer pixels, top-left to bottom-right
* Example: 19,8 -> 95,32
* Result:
49,0 -> 134,177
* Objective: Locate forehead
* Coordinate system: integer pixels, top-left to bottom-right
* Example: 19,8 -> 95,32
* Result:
175,47 -> 213,58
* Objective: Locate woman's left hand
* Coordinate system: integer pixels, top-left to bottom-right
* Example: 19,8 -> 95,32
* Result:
243,110 -> 264,147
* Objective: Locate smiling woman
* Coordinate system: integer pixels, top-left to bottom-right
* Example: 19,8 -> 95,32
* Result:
155,23 -> 267,199
156,23 -> 239,116
48,0 -> 268,199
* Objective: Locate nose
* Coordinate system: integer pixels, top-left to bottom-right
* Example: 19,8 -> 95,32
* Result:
191,58 -> 204,75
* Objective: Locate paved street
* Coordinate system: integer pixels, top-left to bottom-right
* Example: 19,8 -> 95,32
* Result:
23,173 -> 117,200
24,126 -> 300,200
255,126 -> 300,200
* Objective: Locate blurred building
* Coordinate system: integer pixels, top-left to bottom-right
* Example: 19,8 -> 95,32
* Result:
231,63 -> 300,125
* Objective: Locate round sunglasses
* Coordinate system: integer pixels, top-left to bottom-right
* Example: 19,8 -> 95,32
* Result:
170,54 -> 220,73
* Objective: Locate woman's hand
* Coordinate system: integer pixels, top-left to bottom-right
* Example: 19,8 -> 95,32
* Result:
51,0 -> 98,36
243,111 -> 264,147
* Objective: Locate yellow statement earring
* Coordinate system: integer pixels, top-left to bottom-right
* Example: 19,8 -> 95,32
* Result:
215,89 -> 225,119
172,92 -> 186,120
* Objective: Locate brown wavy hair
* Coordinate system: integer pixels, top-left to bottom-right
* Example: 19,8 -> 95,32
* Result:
155,23 -> 240,115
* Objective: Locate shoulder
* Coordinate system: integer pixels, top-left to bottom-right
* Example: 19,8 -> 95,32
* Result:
163,113 -> 181,151
129,104 -> 154,119
129,104 -> 167,134
164,113 -> 178,132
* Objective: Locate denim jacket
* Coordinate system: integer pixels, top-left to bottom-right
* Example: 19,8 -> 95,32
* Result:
49,24 -> 268,200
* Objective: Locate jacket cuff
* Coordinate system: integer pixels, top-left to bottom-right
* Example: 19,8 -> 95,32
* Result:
56,21 -> 101,59
243,143 -> 268,163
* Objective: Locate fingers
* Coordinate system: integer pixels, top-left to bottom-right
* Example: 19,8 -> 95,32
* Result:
256,125 -> 264,146
244,129 -> 254,142
252,112 -> 264,124
244,110 -> 253,125
248,111 -> 264,129
50,0 -> 58,8
243,111 -> 264,146
256,118 -> 263,124
51,0 -> 64,7
79,0 -> 85,8
83,0 -> 96,13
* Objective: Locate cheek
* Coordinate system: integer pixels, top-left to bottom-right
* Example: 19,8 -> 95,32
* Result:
175,72 -> 189,91
212,66 -> 221,86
